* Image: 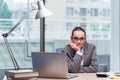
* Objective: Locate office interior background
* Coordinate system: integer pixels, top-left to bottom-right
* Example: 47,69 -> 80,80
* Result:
0,0 -> 119,79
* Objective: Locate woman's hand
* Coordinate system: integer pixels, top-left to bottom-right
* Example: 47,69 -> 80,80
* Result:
69,42 -> 80,51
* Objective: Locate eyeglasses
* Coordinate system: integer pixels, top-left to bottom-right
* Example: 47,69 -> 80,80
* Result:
72,37 -> 85,41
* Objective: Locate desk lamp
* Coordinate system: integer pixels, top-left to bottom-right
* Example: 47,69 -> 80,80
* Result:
1,0 -> 52,70
35,0 -> 52,19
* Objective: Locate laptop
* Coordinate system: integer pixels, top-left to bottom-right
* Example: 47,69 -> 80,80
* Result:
31,52 -> 77,79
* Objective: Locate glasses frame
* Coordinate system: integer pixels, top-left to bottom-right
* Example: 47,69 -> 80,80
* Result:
72,37 -> 86,41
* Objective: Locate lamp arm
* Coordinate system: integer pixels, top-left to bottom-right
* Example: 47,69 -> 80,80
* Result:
4,37 -> 20,70
1,17 -> 25,70
2,16 -> 25,37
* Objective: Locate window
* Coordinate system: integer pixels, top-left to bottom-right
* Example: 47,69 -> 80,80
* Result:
66,0 -> 75,3
0,0 -> 40,70
66,23 -> 73,31
91,8 -> 98,16
90,23 -> 99,31
46,0 -> 112,73
66,7 -> 74,16
102,9 -> 110,17
79,8 -> 87,16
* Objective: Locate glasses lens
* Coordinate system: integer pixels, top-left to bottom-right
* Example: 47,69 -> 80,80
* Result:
73,37 -> 85,41
80,38 -> 84,40
73,37 -> 79,40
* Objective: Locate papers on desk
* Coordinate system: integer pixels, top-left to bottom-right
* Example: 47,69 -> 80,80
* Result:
5,69 -> 39,78
6,69 -> 33,73
109,72 -> 120,79
109,76 -> 120,79
96,72 -> 120,79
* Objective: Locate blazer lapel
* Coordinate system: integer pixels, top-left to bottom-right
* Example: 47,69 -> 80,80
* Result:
83,42 -> 89,65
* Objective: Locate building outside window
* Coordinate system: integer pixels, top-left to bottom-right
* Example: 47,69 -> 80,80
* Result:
1,0 -> 120,79
79,8 -> 87,16
45,0 -> 111,72
66,7 -> 74,16
102,9 -> 110,17
91,8 -> 99,16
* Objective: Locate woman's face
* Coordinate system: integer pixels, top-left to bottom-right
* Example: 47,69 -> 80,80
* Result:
71,30 -> 86,49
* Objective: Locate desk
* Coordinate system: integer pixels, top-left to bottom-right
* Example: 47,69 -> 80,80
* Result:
6,72 -> 112,80
37,73 -> 110,80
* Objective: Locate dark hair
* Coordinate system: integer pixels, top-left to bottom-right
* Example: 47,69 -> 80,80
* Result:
71,27 -> 86,37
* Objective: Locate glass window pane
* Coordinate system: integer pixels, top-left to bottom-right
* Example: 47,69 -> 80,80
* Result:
102,9 -> 110,17
0,0 -> 40,71
91,8 -> 98,16
45,0 -> 111,72
79,8 -> 87,16
67,7 -> 74,16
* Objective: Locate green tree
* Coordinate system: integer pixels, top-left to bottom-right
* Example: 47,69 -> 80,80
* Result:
0,0 -> 13,19
0,0 -> 3,6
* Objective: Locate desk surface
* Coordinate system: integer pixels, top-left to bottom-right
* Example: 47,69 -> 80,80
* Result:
36,73 -> 109,80
7,73 -> 113,80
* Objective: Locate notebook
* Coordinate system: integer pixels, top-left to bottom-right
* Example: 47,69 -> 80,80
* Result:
31,52 -> 77,79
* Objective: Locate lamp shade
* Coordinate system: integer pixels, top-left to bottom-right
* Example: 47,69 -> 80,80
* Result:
35,0 -> 52,19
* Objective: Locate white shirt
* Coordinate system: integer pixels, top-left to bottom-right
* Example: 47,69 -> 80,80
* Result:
76,49 -> 84,66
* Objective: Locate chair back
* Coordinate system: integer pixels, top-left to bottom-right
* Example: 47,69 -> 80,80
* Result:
56,48 -> 62,53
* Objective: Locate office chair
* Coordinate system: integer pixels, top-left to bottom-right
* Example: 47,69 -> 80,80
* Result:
55,48 -> 62,53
